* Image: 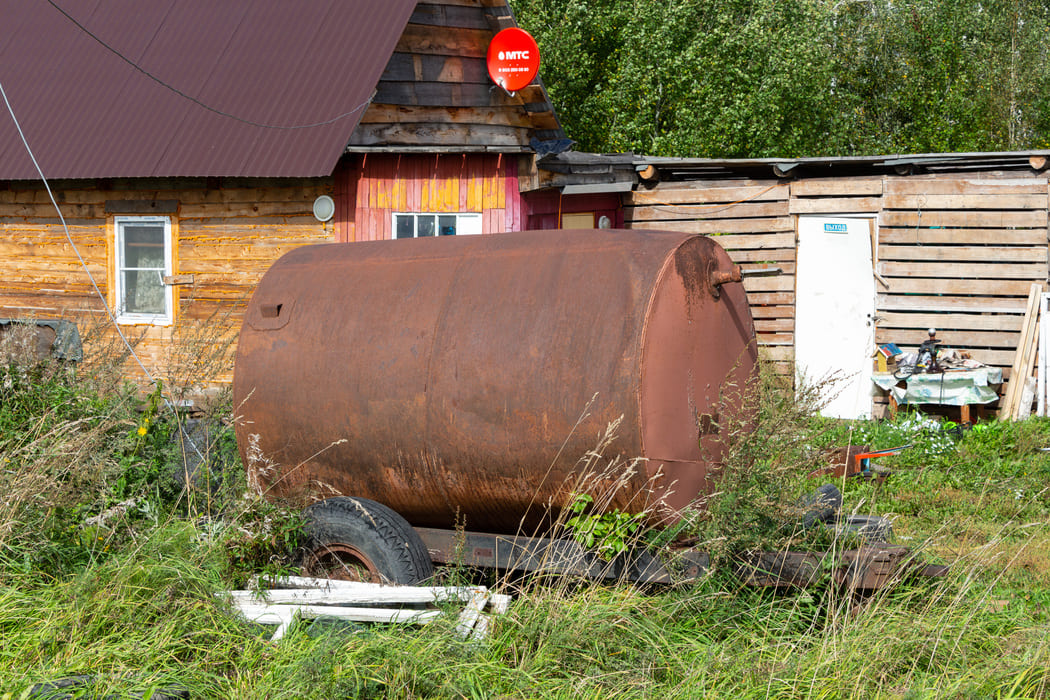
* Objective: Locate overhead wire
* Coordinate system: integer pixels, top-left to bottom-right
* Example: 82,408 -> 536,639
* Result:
2,79 -> 209,462
629,183 -> 782,216
0,78 -> 155,381
44,0 -> 373,130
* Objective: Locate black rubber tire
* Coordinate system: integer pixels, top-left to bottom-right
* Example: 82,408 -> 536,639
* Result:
839,514 -> 894,543
301,497 -> 434,585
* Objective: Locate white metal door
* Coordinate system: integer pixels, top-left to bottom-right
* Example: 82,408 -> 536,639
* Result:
795,216 -> 877,419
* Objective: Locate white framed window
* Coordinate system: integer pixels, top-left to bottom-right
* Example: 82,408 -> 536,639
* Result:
393,212 -> 482,238
114,216 -> 173,325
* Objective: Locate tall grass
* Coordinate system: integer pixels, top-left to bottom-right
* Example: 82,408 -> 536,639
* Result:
1,346 -> 1049,698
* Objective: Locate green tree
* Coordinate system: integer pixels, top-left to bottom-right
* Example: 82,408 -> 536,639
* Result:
513,0 -> 1050,156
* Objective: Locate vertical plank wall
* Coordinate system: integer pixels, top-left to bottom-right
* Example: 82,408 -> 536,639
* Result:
626,171 -> 1050,413
0,178 -> 335,394
347,153 -> 521,240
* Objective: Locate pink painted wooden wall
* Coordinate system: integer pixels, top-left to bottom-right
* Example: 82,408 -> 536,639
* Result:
333,154 -> 522,242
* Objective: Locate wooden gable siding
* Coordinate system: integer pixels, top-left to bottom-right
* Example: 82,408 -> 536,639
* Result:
0,179 -> 335,391
625,172 -> 1050,410
349,0 -> 561,151
335,153 -> 522,241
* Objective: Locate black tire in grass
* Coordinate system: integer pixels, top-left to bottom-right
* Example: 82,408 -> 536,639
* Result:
301,497 -> 434,584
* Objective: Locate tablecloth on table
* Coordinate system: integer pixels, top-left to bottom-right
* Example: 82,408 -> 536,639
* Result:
871,367 -> 1003,406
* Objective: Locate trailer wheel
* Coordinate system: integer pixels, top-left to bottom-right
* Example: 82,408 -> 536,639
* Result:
300,497 -> 434,584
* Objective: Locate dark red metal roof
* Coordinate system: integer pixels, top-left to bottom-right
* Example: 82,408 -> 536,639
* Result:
0,0 -> 417,179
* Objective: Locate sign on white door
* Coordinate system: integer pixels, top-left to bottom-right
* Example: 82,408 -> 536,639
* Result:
795,216 -> 876,419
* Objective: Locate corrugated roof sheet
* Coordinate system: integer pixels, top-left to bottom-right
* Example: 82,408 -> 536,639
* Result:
0,0 -> 418,179
635,150 -> 1050,180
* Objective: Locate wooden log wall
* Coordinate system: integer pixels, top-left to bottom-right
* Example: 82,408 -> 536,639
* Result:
625,181 -> 796,377
625,171 -> 1050,415
348,0 -> 562,151
0,178 -> 334,397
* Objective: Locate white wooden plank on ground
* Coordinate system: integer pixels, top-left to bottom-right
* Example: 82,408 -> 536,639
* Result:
225,579 -> 512,643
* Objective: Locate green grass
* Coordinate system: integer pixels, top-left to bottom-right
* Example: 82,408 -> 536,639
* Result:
2,361 -> 1050,698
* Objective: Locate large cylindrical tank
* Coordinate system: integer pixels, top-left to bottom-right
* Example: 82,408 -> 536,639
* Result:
233,229 -> 757,533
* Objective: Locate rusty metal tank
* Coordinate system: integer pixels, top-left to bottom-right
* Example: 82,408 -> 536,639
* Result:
233,229 -> 757,533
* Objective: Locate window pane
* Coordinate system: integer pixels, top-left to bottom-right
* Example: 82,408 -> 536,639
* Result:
123,269 -> 165,314
417,215 -> 436,237
122,225 -> 165,269
395,215 -> 414,239
438,215 -> 457,236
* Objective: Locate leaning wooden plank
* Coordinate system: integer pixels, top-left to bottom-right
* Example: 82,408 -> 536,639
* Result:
1003,283 -> 1042,418
1007,284 -> 1041,415
1015,296 -> 1043,420
1018,377 -> 1038,420
1040,294 -> 1050,416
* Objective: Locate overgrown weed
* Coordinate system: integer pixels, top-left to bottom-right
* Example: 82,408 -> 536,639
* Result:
3,349 -> 1050,697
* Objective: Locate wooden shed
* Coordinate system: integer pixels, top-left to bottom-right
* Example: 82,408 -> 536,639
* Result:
621,152 -> 1050,417
0,0 -> 575,401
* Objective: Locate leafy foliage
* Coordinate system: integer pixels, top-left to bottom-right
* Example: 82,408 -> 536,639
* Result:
564,493 -> 646,559
513,0 -> 1050,156
4,354 -> 1050,697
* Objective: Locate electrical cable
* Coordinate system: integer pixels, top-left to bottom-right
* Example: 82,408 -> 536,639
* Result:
2,78 -> 209,463
0,77 -> 154,381
628,183 -> 781,215
44,0 -> 372,130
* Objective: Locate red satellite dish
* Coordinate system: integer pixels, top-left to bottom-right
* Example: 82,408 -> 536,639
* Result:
486,28 -> 541,93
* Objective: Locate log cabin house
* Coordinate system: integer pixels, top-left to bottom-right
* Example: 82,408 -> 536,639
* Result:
0,0 -> 625,402
4,2 -> 1049,419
